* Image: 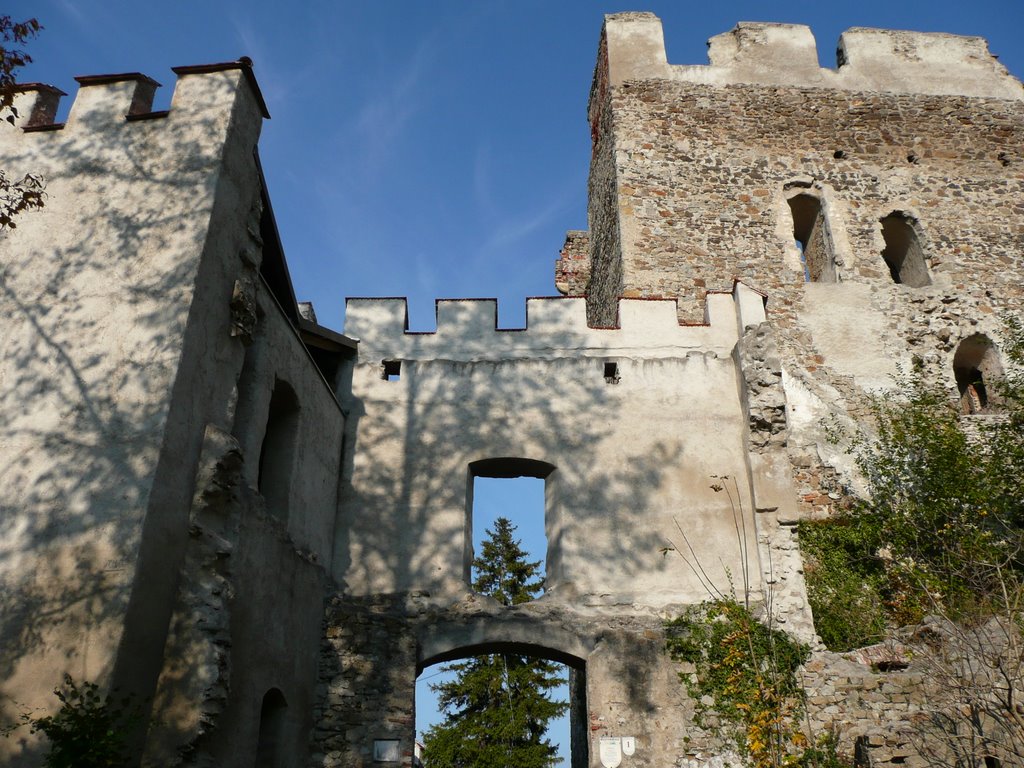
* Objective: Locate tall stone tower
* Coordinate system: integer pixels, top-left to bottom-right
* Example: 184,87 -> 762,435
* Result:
567,12 -> 1024,512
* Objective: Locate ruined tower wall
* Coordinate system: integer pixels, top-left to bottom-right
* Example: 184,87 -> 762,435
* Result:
0,66 -> 346,766
587,11 -> 1024,511
577,14 -> 1024,767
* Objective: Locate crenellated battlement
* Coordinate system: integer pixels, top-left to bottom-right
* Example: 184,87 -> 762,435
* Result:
344,281 -> 767,361
598,12 -> 1024,100
7,58 -> 268,134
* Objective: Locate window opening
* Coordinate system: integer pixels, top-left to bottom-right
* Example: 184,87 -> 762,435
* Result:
604,361 -> 620,384
382,359 -> 401,381
954,334 -> 1003,414
466,458 -> 555,593
472,476 -> 547,589
880,212 -> 930,287
258,380 -> 300,521
787,194 -> 836,283
255,688 -> 287,768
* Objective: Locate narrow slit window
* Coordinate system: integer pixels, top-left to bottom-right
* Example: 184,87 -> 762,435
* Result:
258,381 -> 300,522
382,359 -> 401,382
880,213 -> 930,287
787,194 -> 836,283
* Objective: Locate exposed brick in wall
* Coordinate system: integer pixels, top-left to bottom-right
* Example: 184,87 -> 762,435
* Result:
554,230 -> 591,296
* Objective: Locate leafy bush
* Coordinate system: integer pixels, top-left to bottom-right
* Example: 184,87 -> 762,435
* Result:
666,599 -> 824,768
803,316 -> 1024,650
798,517 -> 887,651
5,675 -> 142,768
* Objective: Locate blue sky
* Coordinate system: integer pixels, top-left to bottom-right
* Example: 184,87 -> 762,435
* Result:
14,0 -> 1024,335
13,0 -> 1023,761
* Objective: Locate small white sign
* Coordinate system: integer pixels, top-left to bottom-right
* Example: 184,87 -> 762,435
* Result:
600,737 -> 623,768
622,736 -> 636,756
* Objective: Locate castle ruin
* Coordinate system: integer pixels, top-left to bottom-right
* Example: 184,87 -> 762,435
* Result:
1,12 -> 1022,768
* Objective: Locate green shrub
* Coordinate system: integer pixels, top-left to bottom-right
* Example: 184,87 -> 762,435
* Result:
803,316 -> 1024,649
798,517 -> 886,651
666,599 -> 815,767
5,675 -> 142,768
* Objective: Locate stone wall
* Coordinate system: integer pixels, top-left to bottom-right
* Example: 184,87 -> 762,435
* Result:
5,13 -> 1022,768
1,63 -> 347,767
337,288 -> 770,609
586,15 -> 1024,502
571,13 -> 1024,767
0,63 -> 268,762
314,593 -> 713,768
554,230 -> 591,296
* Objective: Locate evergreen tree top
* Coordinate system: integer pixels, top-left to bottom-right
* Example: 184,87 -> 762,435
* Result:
472,517 -> 544,606
423,516 -> 567,768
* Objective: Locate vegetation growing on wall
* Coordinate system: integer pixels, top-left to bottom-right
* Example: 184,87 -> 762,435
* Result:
801,317 -> 1024,652
662,476 -> 848,767
3,675 -> 143,768
798,318 -> 1024,765
666,599 -> 848,768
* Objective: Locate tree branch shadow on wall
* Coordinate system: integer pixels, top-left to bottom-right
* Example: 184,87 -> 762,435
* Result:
329,299 -> 752,732
0,97 -> 250,762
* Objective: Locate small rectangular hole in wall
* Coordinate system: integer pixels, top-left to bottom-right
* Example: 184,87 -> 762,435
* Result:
603,361 -> 620,384
381,360 -> 401,382
373,739 -> 400,762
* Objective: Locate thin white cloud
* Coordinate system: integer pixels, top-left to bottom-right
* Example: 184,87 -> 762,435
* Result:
229,15 -> 289,105
476,185 -> 576,257
346,34 -> 437,177
55,0 -> 88,26
473,142 -> 497,220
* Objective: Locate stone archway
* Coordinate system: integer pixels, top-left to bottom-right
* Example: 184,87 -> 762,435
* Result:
416,608 -> 593,768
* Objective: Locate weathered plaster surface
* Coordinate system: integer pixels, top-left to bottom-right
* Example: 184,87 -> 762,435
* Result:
1,66 -> 345,767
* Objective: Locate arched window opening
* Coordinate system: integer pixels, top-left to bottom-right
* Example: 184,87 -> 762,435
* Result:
258,380 -> 300,521
255,688 -> 287,768
466,458 -> 556,596
787,193 -> 837,283
953,334 -> 1004,414
416,649 -> 584,768
880,212 -> 930,287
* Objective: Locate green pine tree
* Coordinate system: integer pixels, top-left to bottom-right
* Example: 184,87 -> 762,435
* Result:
422,517 -> 568,768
